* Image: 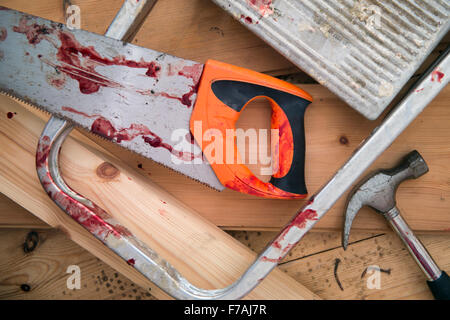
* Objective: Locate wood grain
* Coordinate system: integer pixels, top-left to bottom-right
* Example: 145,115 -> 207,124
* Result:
232,230 -> 450,300
0,0 -> 296,75
100,84 -> 450,233
278,232 -> 450,300
1,0 -> 448,233
0,229 -> 155,300
0,95 -> 319,300
1,0 -> 448,302
1,84 -> 450,233
2,228 -> 448,300
0,193 -> 48,229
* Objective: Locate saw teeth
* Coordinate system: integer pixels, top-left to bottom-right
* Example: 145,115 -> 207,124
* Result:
82,129 -> 222,192
1,89 -> 52,116
0,90 -> 222,192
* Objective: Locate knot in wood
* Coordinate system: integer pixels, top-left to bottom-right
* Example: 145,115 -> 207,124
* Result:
96,162 -> 120,179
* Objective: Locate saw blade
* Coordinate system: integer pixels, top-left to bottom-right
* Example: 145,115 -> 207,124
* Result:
0,7 -> 224,191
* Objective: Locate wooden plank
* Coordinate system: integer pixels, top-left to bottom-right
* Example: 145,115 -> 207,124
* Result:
234,231 -> 450,300
90,84 -> 450,233
279,232 -> 450,300
0,0 -> 123,33
0,0 -> 296,75
1,84 -> 450,233
1,0 -> 448,233
2,228 -> 448,299
0,95 -> 319,300
0,229 -> 155,300
0,194 -> 49,229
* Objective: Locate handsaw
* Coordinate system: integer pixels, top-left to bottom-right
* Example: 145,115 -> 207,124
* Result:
1,4 -> 447,300
0,6 -> 313,199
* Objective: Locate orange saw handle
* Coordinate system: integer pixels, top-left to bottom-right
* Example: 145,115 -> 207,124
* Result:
190,60 -> 312,199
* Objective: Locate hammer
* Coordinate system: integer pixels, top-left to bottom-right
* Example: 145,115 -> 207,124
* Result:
342,150 -> 450,300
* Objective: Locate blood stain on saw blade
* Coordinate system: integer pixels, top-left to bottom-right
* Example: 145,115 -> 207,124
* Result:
138,63 -> 203,107
0,89 -> 223,192
12,15 -> 202,106
61,107 -> 200,162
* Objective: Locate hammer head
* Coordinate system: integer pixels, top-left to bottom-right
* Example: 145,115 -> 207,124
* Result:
342,150 -> 428,249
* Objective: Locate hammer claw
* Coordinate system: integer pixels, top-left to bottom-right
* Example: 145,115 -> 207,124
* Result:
342,193 -> 363,250
341,150 -> 450,299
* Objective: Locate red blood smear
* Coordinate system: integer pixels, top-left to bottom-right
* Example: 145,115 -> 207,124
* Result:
36,136 -> 51,167
163,64 -> 203,107
113,224 -> 133,237
291,208 -> 318,229
91,117 -> 117,140
177,64 -> 204,83
66,199 -> 115,238
127,258 -> 136,266
0,27 -> 7,41
55,31 -> 162,93
13,17 -> 162,94
261,256 -> 280,263
14,16 -> 201,109
61,106 -> 101,118
89,203 -> 112,220
247,0 -> 273,16
58,194 -> 133,241
142,135 -> 196,161
181,82 -> 200,107
6,112 -> 14,119
224,175 -> 301,198
185,132 -> 195,144
34,132 -> 136,248
240,15 -> 253,24
72,208 -> 120,239
138,63 -> 203,106
271,208 -> 318,256
431,70 -> 445,83
153,92 -> 182,106
38,172 -> 123,241
55,33 -> 121,94
153,81 -> 199,107
49,76 -> 66,89
13,17 -> 52,45
88,116 -> 197,161
142,135 -> 168,148
145,62 -> 160,77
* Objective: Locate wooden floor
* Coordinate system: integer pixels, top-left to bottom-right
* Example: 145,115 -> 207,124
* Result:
0,0 -> 449,300
1,225 -> 449,299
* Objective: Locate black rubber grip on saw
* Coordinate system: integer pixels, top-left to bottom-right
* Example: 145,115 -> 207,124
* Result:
211,80 -> 312,196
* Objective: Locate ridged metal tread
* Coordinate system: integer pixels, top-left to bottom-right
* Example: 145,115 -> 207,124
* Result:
213,0 -> 449,119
